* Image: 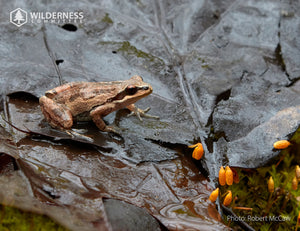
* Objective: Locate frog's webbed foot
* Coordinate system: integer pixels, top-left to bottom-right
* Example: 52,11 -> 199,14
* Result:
127,104 -> 159,121
103,125 -> 121,134
66,130 -> 94,142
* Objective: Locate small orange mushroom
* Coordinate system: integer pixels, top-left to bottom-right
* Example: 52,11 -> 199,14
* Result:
209,188 -> 219,202
188,143 -> 204,160
273,140 -> 291,149
219,166 -> 226,186
297,211 -> 300,231
223,190 -> 232,206
296,165 -> 300,181
268,176 -> 274,193
292,176 -> 298,191
225,166 -> 233,186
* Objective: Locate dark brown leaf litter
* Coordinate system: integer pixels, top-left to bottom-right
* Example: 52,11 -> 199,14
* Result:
1,0 -> 300,230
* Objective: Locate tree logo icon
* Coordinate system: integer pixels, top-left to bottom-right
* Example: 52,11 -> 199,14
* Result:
10,8 -> 28,27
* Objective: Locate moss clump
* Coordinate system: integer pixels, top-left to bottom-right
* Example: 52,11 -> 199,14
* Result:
101,13 -> 113,24
223,141 -> 300,230
0,205 -> 68,231
117,41 -> 164,64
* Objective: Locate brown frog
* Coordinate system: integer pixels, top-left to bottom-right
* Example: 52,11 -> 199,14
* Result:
39,75 -> 157,133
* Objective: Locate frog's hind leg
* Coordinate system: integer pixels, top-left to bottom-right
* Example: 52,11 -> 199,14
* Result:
39,96 -> 73,130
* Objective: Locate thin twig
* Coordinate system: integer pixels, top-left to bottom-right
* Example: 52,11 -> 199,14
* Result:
41,23 -> 63,85
1,115 -> 31,134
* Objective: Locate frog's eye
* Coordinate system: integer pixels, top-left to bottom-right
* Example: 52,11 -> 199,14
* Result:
126,85 -> 138,95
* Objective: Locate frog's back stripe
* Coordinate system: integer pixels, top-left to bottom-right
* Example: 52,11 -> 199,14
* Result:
45,82 -> 85,98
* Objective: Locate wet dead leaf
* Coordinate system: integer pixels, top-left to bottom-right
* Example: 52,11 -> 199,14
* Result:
1,0 -> 300,230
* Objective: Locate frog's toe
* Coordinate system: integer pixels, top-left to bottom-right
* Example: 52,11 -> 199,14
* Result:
104,125 -> 121,134
127,108 -> 143,121
142,107 -> 150,113
127,107 -> 159,120
66,130 -> 94,142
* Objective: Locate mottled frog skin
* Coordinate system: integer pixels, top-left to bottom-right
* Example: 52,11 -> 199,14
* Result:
39,75 -> 155,132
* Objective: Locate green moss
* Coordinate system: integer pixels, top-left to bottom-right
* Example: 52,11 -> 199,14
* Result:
174,208 -> 198,218
98,41 -> 165,70
0,205 -> 68,231
117,41 -> 163,64
197,57 -> 210,69
201,64 -> 210,69
197,57 -> 206,63
224,167 -> 299,230
101,13 -> 113,24
222,132 -> 300,230
173,208 -> 187,214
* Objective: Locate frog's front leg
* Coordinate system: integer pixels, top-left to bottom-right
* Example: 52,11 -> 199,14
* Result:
126,104 -> 159,121
39,96 -> 73,129
90,103 -> 117,132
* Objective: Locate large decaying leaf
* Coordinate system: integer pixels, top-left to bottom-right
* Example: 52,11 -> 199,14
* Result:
0,0 -> 299,230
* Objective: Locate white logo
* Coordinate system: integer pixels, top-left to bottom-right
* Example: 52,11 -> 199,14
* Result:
10,8 -> 28,27
9,8 -> 84,26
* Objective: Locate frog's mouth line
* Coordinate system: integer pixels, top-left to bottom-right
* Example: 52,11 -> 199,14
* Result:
122,87 -> 152,104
